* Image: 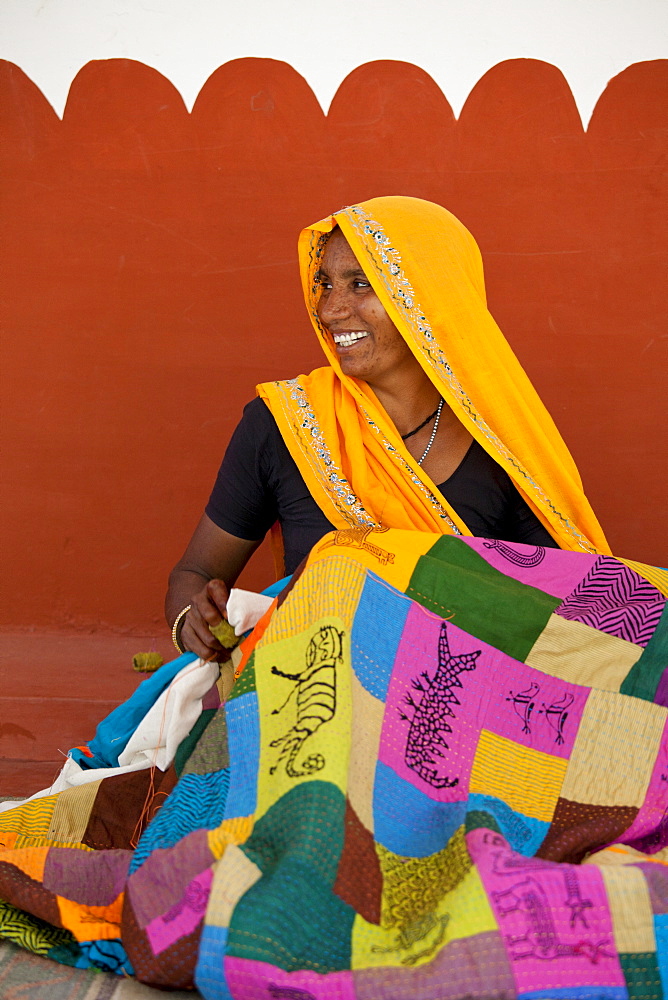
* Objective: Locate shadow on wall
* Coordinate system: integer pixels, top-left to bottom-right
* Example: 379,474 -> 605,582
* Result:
0,56 -> 666,631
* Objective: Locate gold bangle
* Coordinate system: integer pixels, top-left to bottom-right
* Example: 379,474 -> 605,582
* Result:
171,604 -> 191,654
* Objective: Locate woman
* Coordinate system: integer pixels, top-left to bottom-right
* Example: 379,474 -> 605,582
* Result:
1,198 -> 665,997
167,196 -> 609,660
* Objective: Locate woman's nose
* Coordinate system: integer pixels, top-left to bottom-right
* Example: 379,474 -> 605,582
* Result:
318,285 -> 351,327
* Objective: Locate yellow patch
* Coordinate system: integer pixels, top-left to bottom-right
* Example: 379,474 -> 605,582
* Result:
207,816 -> 254,859
47,780 -> 102,845
526,614 -> 642,692
470,730 -> 567,823
351,839 -> 495,969
599,864 -> 656,953
255,619 -> 352,820
347,671 -> 385,834
309,529 -> 439,595
0,795 -> 58,838
561,689 -> 666,808
259,555 -> 365,645
205,844 -> 262,928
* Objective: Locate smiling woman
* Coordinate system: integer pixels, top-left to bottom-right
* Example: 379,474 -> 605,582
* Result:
165,195 -> 609,663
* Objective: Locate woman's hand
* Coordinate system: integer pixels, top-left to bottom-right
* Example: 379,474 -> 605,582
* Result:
180,579 -> 231,661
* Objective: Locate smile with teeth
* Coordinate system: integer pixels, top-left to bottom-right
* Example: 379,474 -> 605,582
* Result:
332,331 -> 369,346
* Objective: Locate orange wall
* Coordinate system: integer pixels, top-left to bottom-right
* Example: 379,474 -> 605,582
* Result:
1,56 -> 666,631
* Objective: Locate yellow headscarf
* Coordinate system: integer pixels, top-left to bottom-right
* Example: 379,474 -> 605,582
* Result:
258,196 -> 610,554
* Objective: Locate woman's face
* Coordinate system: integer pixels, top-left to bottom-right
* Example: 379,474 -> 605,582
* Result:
316,230 -> 417,386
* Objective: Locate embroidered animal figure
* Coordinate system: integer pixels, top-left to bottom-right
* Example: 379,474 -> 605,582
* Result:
318,525 -> 395,565
492,876 -> 613,963
267,987 -> 317,1000
506,682 -> 541,735
563,868 -> 593,929
541,692 -> 574,745
269,625 -> 342,777
372,832 -> 469,965
483,538 -> 546,567
401,621 -> 480,788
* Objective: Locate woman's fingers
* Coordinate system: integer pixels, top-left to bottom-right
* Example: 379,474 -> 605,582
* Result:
180,579 -> 232,661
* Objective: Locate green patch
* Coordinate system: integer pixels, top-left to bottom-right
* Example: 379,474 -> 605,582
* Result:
228,652 -> 256,700
621,601 -> 668,703
465,810 -> 502,836
408,536 -> 559,662
619,951 -> 663,1000
241,780 -> 345,885
180,707 -> 230,777
232,781 -> 352,971
174,708 -> 216,778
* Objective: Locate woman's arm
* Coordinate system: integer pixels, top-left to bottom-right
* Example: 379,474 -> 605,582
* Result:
165,513 -> 261,660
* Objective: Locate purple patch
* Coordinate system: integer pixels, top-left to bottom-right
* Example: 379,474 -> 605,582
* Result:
555,556 -> 665,647
623,716 -> 668,852
43,847 -> 131,907
127,828 -> 214,928
655,669 -> 668,709
224,956 -> 355,999
484,659 -> 588,759
468,828 -> 624,993
379,606 -> 487,801
202,682 -> 223,711
353,929 -> 515,1000
145,866 -> 213,956
464,538 -> 595,597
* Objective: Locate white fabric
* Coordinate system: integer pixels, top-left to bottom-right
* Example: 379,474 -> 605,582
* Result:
226,588 -> 273,635
0,658 -> 219,811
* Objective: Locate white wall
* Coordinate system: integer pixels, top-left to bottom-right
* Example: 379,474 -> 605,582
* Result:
0,0 -> 665,125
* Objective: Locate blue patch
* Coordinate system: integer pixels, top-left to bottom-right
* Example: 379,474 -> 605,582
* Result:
656,914 -> 668,998
223,691 -> 260,820
79,938 -> 134,976
130,770 -> 230,873
373,760 -> 466,856
468,793 -> 548,855
519,991 -> 628,1000
195,924 -> 233,999
351,574 -> 410,700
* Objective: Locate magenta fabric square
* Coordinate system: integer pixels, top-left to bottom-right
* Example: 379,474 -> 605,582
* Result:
145,865 -> 213,957
468,828 -> 625,993
225,956 -> 355,999
624,715 -> 668,852
378,604 -> 490,801
464,537 -> 595,597
481,657 -> 588,759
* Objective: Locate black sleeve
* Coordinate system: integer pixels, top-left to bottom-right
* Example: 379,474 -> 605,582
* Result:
204,398 -> 278,541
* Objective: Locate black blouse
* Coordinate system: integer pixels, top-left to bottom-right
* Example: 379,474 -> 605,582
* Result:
205,398 -> 557,574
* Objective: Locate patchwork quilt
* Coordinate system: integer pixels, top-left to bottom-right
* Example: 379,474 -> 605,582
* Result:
1,530 -> 667,999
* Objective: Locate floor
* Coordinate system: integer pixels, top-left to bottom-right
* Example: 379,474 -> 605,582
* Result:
0,629 -> 176,797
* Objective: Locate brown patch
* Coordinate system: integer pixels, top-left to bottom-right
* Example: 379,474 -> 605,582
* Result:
537,797 -> 637,863
82,766 -> 177,851
0,860 -> 62,926
122,886 -> 198,989
333,799 -> 383,924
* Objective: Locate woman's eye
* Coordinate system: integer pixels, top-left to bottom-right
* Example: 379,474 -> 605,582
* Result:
318,279 -> 332,290
353,280 -> 370,290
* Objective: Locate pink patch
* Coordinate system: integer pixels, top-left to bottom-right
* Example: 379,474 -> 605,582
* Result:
378,605 -> 490,801
623,715 -> 668,851
225,955 -> 355,999
464,538 -> 596,598
145,866 -> 213,956
467,829 -> 625,992
483,658 -> 589,759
